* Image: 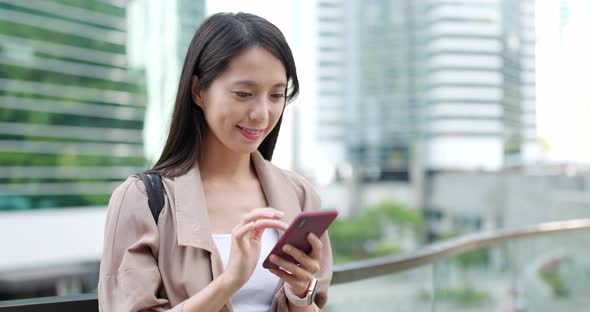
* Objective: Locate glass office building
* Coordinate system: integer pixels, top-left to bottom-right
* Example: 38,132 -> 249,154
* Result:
0,0 -> 147,210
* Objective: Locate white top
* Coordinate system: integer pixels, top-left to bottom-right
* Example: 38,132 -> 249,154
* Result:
212,229 -> 281,312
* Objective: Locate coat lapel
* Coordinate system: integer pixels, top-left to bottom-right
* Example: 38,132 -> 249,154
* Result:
172,165 -> 228,285
173,166 -> 214,252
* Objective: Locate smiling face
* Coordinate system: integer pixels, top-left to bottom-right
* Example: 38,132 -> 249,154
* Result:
192,45 -> 287,156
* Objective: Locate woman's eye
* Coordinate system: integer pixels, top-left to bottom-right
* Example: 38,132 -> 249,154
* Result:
234,91 -> 252,98
271,93 -> 286,99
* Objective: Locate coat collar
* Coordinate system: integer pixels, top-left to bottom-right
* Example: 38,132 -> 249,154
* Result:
172,150 -> 301,255
251,151 -> 301,231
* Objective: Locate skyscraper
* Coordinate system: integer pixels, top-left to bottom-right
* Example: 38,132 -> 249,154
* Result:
519,0 -> 537,163
0,0 -> 146,210
315,0 -> 349,172
316,0 -> 414,181
314,0 -> 537,180
354,0 -> 414,179
414,0 -> 537,170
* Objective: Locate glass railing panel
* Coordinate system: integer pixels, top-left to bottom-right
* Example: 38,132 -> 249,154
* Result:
326,265 -> 435,311
508,231 -> 590,311
431,231 -> 590,312
431,245 -> 517,311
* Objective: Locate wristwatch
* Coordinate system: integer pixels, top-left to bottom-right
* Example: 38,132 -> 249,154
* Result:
285,277 -> 319,307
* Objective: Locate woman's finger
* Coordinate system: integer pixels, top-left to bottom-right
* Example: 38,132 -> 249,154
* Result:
282,244 -> 320,274
232,221 -> 256,239
241,208 -> 284,224
268,268 -> 311,299
269,255 -> 312,282
268,268 -> 298,285
308,233 -> 323,261
232,219 -> 288,242
252,219 -> 289,232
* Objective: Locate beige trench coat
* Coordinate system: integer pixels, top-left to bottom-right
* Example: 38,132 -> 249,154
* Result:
98,151 -> 333,311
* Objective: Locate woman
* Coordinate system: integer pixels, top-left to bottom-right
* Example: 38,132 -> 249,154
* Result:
98,12 -> 333,312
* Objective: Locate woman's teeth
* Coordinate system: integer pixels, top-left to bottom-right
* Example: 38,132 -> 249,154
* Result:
238,126 -> 263,134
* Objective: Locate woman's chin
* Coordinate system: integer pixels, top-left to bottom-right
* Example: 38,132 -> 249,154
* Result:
229,142 -> 262,155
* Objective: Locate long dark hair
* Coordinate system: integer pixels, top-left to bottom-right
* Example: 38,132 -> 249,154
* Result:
150,12 -> 299,177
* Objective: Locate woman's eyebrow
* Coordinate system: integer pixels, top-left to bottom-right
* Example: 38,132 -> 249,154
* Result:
233,80 -> 286,88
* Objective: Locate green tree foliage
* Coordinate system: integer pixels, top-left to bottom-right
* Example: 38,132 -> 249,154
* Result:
329,200 -> 423,263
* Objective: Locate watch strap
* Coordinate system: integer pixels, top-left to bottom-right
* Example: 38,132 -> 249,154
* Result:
284,284 -> 308,307
285,277 -> 319,307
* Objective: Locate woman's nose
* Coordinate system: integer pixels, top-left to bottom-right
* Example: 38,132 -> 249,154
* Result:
248,97 -> 270,122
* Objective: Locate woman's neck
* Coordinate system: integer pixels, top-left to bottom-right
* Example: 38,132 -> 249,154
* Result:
197,136 -> 255,183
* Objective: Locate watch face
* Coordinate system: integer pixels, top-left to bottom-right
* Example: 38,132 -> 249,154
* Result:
308,279 -> 319,305
310,285 -> 318,304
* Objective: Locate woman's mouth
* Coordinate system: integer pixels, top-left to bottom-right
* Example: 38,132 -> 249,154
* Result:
237,125 -> 264,140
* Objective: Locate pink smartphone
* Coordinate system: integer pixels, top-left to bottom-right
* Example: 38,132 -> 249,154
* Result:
263,209 -> 338,270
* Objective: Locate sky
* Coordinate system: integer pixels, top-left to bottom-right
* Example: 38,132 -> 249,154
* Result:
536,0 -> 590,163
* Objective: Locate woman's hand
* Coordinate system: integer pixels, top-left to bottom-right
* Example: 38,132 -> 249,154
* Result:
267,233 -> 323,298
223,208 -> 288,289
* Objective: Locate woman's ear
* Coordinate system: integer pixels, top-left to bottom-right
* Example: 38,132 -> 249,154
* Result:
191,75 -> 204,109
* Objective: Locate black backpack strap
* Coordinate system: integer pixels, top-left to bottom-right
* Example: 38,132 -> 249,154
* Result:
136,172 -> 165,224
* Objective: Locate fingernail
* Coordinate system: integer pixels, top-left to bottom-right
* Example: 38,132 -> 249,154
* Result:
276,211 -> 284,217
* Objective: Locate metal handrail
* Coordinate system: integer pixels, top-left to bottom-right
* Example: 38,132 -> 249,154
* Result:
0,293 -> 97,312
331,218 -> 590,284
1,218 -> 589,310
